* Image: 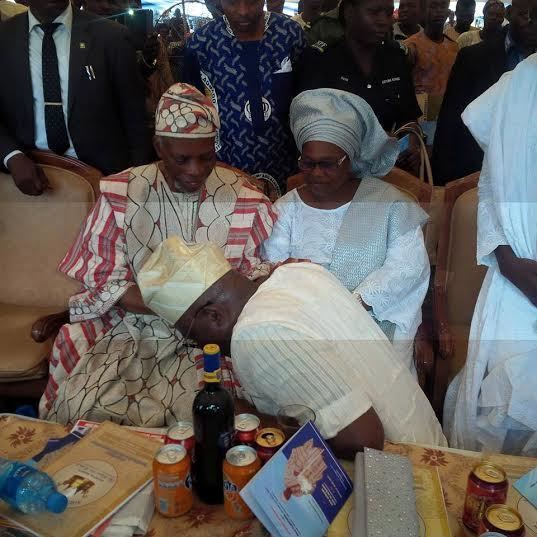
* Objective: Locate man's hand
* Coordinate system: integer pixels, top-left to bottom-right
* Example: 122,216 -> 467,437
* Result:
276,257 -> 311,267
7,153 -> 49,196
496,246 -> 537,307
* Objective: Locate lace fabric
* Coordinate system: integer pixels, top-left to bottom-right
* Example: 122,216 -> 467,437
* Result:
262,184 -> 430,366
263,189 -> 350,268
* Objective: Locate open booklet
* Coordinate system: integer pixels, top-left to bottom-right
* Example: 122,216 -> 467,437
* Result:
0,422 -> 161,537
240,421 -> 353,537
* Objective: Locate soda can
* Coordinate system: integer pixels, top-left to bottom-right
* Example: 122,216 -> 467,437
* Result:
478,505 -> 525,536
166,421 -> 195,456
463,462 -> 508,532
255,427 -> 285,464
234,414 -> 260,446
153,444 -> 193,517
223,445 -> 261,520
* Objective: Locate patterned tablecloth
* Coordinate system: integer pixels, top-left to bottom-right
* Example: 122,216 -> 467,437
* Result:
0,414 -> 536,537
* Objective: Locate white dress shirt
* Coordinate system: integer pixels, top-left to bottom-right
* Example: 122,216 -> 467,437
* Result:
4,3 -> 77,168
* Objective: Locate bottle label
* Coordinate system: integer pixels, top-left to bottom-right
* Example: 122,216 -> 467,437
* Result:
4,465 -> 35,499
203,368 -> 222,383
157,472 -> 192,490
223,477 -> 238,493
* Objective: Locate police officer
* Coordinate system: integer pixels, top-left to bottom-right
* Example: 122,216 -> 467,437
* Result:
296,0 -> 422,133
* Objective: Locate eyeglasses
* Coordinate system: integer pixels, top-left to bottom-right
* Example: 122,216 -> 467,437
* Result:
298,154 -> 347,173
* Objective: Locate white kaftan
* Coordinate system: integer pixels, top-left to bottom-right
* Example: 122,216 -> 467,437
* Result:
444,56 -> 537,455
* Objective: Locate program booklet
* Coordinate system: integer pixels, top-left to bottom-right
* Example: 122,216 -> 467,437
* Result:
0,421 -> 160,537
240,421 -> 353,537
514,466 -> 537,509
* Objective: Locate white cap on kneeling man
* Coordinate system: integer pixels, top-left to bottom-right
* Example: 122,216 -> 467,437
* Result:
138,236 -> 231,325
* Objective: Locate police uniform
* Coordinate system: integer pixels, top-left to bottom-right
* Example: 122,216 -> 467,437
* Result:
304,6 -> 344,46
295,39 -> 422,131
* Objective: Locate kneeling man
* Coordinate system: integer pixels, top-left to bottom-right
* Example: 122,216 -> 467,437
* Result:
139,237 -> 446,458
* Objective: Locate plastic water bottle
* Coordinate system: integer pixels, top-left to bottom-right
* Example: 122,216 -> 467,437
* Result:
0,458 -> 67,514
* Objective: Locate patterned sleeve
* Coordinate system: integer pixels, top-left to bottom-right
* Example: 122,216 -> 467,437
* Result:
476,170 -> 508,267
237,188 -> 278,280
354,226 -> 430,335
59,176 -> 135,322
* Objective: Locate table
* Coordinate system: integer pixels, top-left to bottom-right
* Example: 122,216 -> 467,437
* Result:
1,414 -> 535,537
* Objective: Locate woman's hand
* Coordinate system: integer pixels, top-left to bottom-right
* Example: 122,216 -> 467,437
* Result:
496,246 -> 537,307
256,258 -> 312,284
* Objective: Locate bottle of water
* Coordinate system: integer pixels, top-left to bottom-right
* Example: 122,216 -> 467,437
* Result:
0,458 -> 67,514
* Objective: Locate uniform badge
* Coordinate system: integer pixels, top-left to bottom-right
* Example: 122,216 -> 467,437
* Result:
312,40 -> 328,53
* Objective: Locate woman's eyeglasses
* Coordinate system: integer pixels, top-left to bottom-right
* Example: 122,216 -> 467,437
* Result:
298,154 -> 347,173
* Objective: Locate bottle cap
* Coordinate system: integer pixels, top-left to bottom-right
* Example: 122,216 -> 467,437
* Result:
203,343 -> 220,356
203,344 -> 221,373
46,492 -> 68,513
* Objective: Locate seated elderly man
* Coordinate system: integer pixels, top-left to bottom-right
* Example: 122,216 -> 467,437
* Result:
139,237 -> 447,459
39,83 -> 275,426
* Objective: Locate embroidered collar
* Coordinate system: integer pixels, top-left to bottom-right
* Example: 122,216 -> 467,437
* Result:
223,11 -> 271,38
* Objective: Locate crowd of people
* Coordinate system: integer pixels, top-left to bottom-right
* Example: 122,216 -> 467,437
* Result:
0,0 -> 536,459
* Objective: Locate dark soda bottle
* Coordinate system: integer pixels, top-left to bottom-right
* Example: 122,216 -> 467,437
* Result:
192,343 -> 235,504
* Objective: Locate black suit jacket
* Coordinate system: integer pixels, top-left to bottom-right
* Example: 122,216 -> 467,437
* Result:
0,10 -> 151,174
431,33 -> 507,185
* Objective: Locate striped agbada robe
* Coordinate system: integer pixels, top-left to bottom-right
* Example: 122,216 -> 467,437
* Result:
39,162 -> 275,426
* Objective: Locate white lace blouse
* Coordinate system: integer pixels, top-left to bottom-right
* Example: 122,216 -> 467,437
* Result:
262,189 -> 350,268
262,188 -> 430,371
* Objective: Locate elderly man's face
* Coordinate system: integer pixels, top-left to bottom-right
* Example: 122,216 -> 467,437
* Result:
154,137 -> 216,193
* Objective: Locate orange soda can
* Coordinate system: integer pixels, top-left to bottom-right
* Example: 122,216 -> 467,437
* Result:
153,444 -> 193,517
223,445 -> 261,520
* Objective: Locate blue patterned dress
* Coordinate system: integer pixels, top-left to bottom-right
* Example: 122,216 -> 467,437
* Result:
184,14 -> 306,193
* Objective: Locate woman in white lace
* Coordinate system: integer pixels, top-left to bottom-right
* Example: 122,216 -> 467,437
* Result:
444,56 -> 537,456
262,89 -> 430,371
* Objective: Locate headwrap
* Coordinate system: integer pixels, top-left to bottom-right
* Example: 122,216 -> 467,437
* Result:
138,236 -> 231,325
155,83 -> 220,139
290,89 -> 399,177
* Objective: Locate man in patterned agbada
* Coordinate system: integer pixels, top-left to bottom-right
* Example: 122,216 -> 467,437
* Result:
39,83 -> 276,426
